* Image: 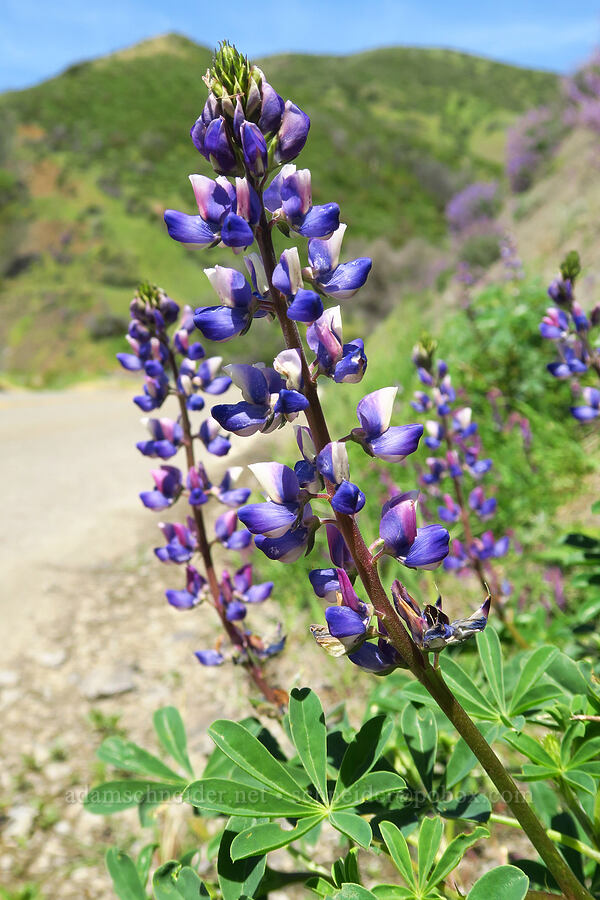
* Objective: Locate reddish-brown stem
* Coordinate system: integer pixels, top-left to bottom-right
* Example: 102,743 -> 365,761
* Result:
253,210 -> 591,900
166,346 -> 284,707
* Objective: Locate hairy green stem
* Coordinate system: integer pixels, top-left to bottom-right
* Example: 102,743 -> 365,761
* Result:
253,213 -> 593,900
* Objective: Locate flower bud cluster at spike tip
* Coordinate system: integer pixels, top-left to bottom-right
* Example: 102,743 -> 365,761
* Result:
117,281 -> 285,683
405,340 -> 512,585
189,41 -> 310,179
538,252 -> 600,422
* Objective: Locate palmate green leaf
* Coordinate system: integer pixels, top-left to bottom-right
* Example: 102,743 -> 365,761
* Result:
288,688 -> 329,804
417,816 -> 443,889
546,652 -> 589,696
208,719 -> 308,800
439,657 -> 496,721
503,732 -> 557,769
477,629 -> 505,712
567,737 -> 600,769
334,771 -> 406,809
153,707 -> 194,777
509,682 -> 563,716
182,777 -> 319,817
136,842 -> 157,887
401,704 -> 437,794
85,780 -> 181,814
97,736 -> 186,783
371,887 -> 416,899
218,818 -> 266,900
332,886 -> 378,899
425,825 -> 488,889
329,811 -> 373,848
509,646 -> 558,714
563,770 -> 597,796
230,814 -> 324,860
379,821 -> 416,887
105,849 -> 146,900
152,861 -> 209,899
333,715 -> 393,801
467,865 -> 528,899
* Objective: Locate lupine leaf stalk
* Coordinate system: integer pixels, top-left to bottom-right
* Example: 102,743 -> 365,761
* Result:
162,43 -> 593,900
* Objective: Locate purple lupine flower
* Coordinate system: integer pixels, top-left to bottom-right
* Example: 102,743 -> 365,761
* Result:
240,121 -> 268,176
352,387 -> 423,462
316,442 -> 366,515
470,530 -> 510,561
232,563 -> 274,604
437,494 -> 460,524
165,175 -> 257,249
173,305 -> 206,360
239,461 -> 313,539
133,362 -> 170,412
264,165 -> 339,238
443,538 -> 469,572
240,462 -> 317,564
306,225 -> 372,299
469,486 -> 497,520
212,363 -> 307,437
326,523 -> 356,573
422,457 -> 447,485
379,491 -> 449,569
548,277 -> 573,306
187,461 -> 211,506
540,307 -> 569,340
137,417 -> 183,459
392,581 -> 491,651
571,386 -> 600,421
192,357 -> 232,395
193,265 -> 259,342
195,649 -> 225,666
166,565 -> 207,609
547,345 -> 588,379
293,425 -> 321,492
311,569 -> 371,657
424,420 -> 444,450
274,101 -> 311,163
140,465 -> 183,510
308,568 -> 340,602
306,306 -> 367,383
214,509 -> 252,550
155,519 -> 197,564
347,637 -> 404,675
198,418 -> 231,456
411,391 -> 432,414
272,247 -> 324,323
216,468 -> 251,506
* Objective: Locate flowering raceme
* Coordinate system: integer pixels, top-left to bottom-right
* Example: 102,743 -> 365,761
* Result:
116,282 -> 285,701
155,41 -> 494,682
539,252 -> 600,423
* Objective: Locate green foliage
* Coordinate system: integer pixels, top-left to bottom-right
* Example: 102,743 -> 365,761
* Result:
467,866 -> 529,899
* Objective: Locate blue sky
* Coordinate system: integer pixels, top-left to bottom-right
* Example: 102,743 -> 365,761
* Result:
3,0 -> 600,92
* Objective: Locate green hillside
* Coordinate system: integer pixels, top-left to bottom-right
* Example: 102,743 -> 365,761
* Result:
0,34 -> 558,385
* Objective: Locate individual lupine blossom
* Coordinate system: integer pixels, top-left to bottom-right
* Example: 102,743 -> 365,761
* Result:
408,342 -> 510,582
539,254 -> 600,422
212,361 -> 309,436
118,281 -> 285,683
306,306 -> 367,382
391,581 -> 491,652
239,462 -> 318,563
163,43 -> 470,682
